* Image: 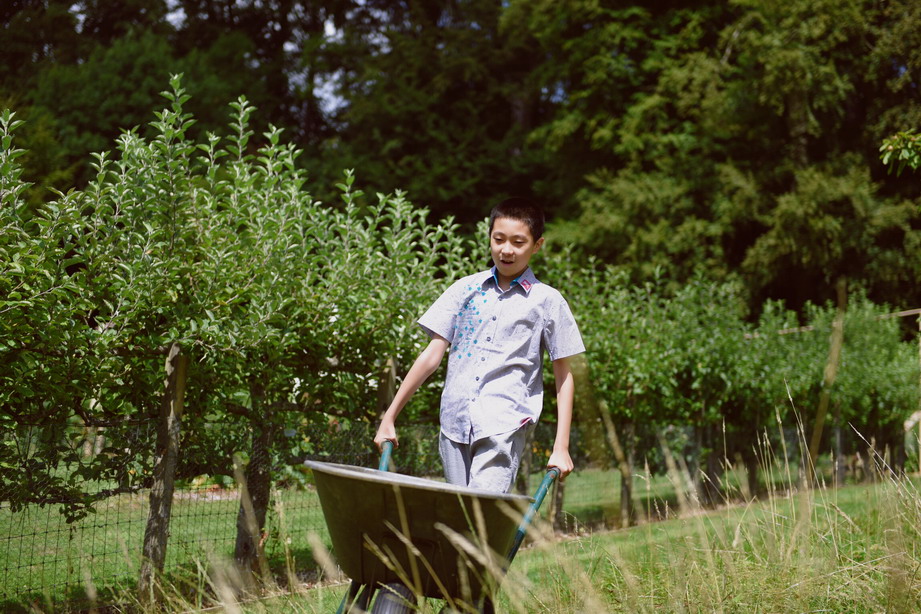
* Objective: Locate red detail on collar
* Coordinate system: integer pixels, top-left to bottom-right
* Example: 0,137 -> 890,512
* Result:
520,279 -> 532,291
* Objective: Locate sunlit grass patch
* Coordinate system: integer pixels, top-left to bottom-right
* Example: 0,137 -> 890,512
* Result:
509,476 -> 921,613
244,472 -> 921,613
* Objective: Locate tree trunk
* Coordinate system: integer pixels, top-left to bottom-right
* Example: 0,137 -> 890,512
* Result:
138,343 -> 188,603
376,356 -> 397,416
701,423 -> 723,508
689,423 -> 703,505
620,422 -> 636,526
808,277 -> 846,487
858,443 -> 875,483
892,431 -> 907,476
233,381 -> 274,588
742,446 -> 759,500
551,477 -> 566,533
787,87 -> 810,171
599,403 -> 635,528
833,404 -> 845,487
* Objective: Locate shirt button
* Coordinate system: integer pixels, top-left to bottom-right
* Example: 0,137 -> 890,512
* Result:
481,357 -> 485,361
486,337 -> 491,342
475,376 -> 480,381
492,316 -> 497,321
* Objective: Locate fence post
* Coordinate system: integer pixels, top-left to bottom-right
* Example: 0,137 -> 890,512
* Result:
138,342 -> 188,603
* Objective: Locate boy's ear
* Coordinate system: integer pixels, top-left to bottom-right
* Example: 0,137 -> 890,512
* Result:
534,236 -> 545,251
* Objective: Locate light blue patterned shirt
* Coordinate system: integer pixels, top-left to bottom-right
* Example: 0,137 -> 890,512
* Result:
418,266 -> 585,444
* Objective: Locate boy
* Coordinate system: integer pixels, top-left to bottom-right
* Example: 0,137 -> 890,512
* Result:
373,197 -> 584,493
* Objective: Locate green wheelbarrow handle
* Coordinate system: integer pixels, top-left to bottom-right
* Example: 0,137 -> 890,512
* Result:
379,440 -> 395,472
505,467 -> 559,566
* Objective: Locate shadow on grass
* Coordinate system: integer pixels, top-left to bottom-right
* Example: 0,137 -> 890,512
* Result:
0,582 -> 131,614
564,491 -> 685,531
0,544 -> 332,613
561,470 -> 832,532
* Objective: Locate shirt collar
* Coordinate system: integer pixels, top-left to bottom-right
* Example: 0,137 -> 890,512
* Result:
487,266 -> 538,294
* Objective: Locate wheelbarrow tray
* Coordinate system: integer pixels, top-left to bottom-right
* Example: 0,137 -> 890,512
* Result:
306,460 -> 531,602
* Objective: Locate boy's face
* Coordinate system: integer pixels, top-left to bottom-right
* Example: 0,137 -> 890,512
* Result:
490,216 -> 544,285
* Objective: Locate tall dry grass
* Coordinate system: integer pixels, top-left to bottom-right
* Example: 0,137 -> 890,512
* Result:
27,410 -> 921,613
500,405 -> 921,613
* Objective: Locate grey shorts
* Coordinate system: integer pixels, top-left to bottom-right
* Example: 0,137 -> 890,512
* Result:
439,424 -> 531,493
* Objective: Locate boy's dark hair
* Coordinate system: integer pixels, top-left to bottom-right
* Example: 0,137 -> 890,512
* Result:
488,197 -> 545,241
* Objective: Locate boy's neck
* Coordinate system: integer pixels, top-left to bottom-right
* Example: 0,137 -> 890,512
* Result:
495,268 -> 523,291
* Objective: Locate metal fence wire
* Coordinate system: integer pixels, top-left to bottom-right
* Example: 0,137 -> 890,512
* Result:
0,419 -> 609,611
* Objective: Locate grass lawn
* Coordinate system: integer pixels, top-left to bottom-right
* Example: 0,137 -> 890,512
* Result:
237,473 -> 921,613
0,464 -> 688,611
512,480 -> 921,612
5,462 -> 917,612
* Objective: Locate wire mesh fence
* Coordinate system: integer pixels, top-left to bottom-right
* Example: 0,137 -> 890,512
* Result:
0,419 -> 620,611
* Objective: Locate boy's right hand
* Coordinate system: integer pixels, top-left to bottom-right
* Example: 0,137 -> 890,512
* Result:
374,420 -> 398,452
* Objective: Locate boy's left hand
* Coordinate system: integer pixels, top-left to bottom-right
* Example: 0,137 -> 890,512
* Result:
547,449 -> 574,480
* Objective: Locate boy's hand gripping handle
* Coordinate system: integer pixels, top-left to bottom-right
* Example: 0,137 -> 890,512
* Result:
378,440 -> 394,472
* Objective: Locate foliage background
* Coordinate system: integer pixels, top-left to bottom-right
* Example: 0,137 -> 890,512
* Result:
2,0 -> 920,311
2,4 -> 921,606
3,0 -> 921,516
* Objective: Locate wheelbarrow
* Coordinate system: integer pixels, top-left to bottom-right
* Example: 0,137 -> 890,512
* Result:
305,441 -> 559,613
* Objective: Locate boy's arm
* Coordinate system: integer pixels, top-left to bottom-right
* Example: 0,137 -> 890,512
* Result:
547,356 -> 575,479
374,335 -> 450,451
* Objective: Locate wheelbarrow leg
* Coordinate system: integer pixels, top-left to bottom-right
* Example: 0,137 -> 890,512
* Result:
337,580 -> 375,613
370,582 -> 415,613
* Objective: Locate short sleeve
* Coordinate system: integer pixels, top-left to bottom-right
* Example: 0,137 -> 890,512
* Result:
417,279 -> 463,342
542,296 -> 585,360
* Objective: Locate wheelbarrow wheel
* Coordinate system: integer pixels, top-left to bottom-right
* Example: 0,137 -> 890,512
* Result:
436,595 -> 494,614
370,582 -> 415,613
